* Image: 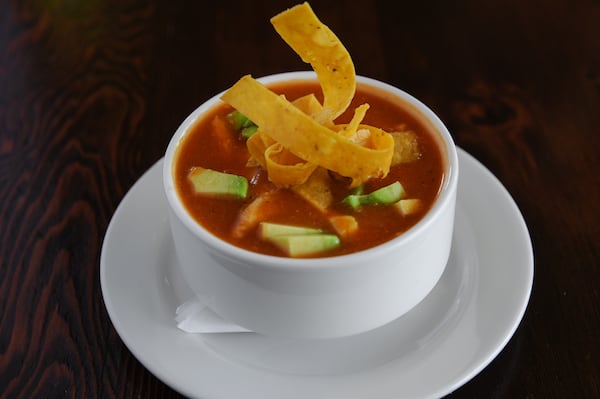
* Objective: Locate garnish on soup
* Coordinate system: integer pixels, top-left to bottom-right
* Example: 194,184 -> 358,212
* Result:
174,2 -> 444,257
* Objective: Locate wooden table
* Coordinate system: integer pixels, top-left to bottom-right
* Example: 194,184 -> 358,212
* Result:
1,1 -> 598,397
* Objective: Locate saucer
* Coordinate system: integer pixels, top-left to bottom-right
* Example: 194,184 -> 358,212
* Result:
100,148 -> 533,399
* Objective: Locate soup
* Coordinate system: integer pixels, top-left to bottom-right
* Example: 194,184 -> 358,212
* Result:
173,79 -> 445,257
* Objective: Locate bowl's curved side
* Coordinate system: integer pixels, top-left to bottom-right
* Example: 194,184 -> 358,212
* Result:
163,71 -> 459,339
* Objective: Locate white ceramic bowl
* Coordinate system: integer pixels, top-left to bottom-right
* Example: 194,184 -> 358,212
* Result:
163,71 -> 458,339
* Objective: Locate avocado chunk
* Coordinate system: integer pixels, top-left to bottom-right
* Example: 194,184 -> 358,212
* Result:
394,198 -> 423,216
259,222 -> 322,238
258,222 -> 339,256
268,234 -> 340,257
241,125 -> 258,139
188,167 -> 248,199
227,110 -> 258,138
227,110 -> 255,130
342,181 -> 405,209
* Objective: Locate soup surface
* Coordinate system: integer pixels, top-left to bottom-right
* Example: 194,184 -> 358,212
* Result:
174,80 -> 445,257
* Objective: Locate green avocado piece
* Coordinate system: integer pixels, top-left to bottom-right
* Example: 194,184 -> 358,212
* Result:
342,181 -> 405,209
394,198 -> 423,216
188,167 -> 248,199
241,124 -> 258,138
227,110 -> 255,131
268,234 -> 340,257
259,222 -> 322,238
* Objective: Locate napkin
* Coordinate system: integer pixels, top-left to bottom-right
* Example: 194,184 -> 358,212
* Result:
175,297 -> 251,333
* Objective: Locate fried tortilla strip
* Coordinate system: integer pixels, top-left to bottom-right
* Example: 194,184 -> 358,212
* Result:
390,130 -> 420,165
291,167 -> 333,212
246,128 -> 279,168
292,93 -> 323,117
246,130 -> 268,168
264,143 -> 318,186
271,2 -> 355,124
337,103 -> 370,140
247,93 -> 324,185
221,75 -> 394,187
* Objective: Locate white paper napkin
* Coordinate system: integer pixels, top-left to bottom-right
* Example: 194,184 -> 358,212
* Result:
175,297 -> 251,333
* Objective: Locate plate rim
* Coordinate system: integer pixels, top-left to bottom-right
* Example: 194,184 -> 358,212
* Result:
100,147 -> 534,398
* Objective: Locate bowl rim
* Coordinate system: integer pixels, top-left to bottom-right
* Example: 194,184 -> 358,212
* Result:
163,71 -> 459,271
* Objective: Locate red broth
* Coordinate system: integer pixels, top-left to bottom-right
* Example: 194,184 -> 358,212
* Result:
173,80 -> 445,257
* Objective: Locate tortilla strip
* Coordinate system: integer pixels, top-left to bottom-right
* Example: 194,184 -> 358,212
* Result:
247,95 -> 322,173
246,130 -> 268,168
291,167 -> 333,212
292,93 -> 323,117
271,3 -> 355,124
390,130 -> 420,165
221,75 -> 394,186
338,103 -> 369,139
259,93 -> 321,186
264,143 -> 318,186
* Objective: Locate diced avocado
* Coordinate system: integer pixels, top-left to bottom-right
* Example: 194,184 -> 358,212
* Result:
227,110 -> 255,131
241,124 -> 258,138
342,194 -> 361,209
370,181 -> 405,203
258,222 -> 340,256
268,234 -> 340,257
394,198 -> 423,216
227,110 -> 258,139
350,185 -> 365,195
342,181 -> 405,209
259,222 -> 322,238
188,167 -> 248,199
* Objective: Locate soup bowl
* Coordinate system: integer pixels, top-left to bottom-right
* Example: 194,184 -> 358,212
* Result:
163,71 -> 458,339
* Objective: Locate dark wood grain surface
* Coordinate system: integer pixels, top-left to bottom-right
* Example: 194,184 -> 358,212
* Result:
1,0 -> 598,397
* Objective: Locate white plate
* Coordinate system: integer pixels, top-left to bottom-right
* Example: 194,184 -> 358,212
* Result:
100,148 -> 533,399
